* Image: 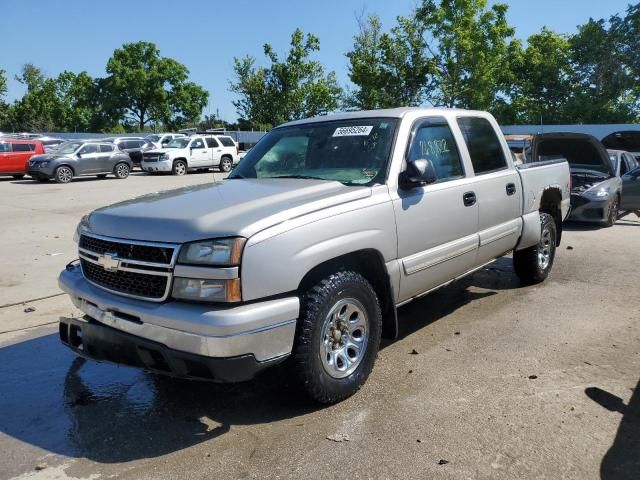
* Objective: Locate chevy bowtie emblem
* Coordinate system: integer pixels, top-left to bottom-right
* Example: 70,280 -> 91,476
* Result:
97,252 -> 121,272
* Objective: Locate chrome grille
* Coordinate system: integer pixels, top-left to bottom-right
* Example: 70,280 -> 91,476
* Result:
78,234 -> 178,301
142,154 -> 160,162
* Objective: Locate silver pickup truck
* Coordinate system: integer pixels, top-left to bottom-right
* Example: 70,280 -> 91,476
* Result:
58,108 -> 570,403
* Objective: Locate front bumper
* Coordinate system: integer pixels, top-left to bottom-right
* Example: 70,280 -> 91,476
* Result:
141,159 -> 173,172
569,194 -> 609,223
28,164 -> 55,177
58,265 -> 300,381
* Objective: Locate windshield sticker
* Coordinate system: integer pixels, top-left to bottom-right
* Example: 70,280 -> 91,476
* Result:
333,126 -> 374,137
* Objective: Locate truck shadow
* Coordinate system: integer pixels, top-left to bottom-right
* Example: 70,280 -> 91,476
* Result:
0,258 -> 522,464
585,382 -> 640,479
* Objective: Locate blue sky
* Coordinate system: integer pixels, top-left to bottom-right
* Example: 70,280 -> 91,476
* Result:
2,0 -> 634,122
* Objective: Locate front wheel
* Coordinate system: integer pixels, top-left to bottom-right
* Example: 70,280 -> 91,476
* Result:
172,160 -> 187,176
114,162 -> 130,179
219,156 -> 233,173
513,212 -> 557,285
54,166 -> 74,184
604,195 -> 619,227
292,270 -> 382,404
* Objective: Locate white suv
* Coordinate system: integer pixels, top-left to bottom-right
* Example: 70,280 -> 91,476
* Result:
141,135 -> 239,175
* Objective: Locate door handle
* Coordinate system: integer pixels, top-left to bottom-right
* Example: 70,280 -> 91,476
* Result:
506,183 -> 517,195
463,191 -> 476,207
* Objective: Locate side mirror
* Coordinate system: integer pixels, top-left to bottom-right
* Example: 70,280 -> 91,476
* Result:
77,152 -> 83,158
399,158 -> 437,189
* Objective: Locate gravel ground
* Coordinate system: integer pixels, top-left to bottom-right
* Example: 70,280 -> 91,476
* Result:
0,172 -> 638,480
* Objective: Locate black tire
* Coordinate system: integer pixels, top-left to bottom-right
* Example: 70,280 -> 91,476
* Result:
604,195 -> 620,227
219,156 -> 233,173
54,166 -> 73,184
292,270 -> 382,404
96,174 -> 107,179
114,162 -> 130,179
12,174 -> 25,180
513,212 -> 557,285
172,160 -> 187,176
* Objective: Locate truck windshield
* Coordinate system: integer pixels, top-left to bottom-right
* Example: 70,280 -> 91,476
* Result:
229,118 -> 399,185
56,141 -> 83,154
166,138 -> 190,148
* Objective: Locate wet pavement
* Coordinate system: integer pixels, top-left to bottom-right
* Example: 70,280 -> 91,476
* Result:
0,175 -> 639,479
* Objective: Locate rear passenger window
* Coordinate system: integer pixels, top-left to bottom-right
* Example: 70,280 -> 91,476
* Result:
13,143 -> 33,152
206,137 -> 220,148
0,143 -> 10,152
457,117 -> 507,174
408,119 -> 464,182
100,144 -> 114,153
218,137 -> 235,147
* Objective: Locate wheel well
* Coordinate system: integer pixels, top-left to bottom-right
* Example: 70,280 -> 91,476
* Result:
298,249 -> 398,340
539,187 -> 563,245
221,154 -> 232,160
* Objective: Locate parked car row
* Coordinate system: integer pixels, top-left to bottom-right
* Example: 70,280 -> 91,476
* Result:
506,130 -> 640,226
0,132 -> 242,183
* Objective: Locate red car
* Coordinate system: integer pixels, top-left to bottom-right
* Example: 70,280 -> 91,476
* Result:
0,138 -> 45,179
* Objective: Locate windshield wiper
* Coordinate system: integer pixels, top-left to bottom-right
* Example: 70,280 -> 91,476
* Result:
272,175 -> 326,180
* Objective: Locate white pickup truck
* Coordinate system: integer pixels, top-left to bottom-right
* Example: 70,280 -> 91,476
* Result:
141,135 -> 239,175
59,108 -> 570,403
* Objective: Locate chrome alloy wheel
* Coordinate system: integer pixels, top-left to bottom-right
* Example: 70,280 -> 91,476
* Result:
56,166 -> 73,183
538,223 -> 553,270
116,163 -> 129,178
174,162 -> 186,175
320,298 -> 369,379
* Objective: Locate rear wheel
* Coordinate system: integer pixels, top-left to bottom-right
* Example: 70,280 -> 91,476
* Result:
114,162 -> 130,179
604,195 -> 620,227
220,156 -> 233,173
172,160 -> 187,176
292,270 -> 382,404
513,212 -> 557,285
54,166 -> 73,184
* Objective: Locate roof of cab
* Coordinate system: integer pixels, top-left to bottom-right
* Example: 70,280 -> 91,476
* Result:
278,107 -> 492,128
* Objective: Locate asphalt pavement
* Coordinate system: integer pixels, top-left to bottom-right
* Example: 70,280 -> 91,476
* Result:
0,172 -> 638,480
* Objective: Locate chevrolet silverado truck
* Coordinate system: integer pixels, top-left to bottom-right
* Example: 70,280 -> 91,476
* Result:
58,108 -> 570,403
141,135 -> 238,175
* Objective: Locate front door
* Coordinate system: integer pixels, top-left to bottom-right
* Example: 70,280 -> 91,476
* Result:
394,117 -> 479,302
621,154 -> 640,210
457,116 -> 522,265
77,144 -> 100,173
189,137 -> 209,167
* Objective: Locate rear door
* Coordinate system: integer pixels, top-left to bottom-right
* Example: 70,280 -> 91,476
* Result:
457,116 -> 522,265
98,144 -> 116,172
394,116 -> 480,301
621,153 -> 640,210
10,142 -> 35,173
207,137 -> 223,166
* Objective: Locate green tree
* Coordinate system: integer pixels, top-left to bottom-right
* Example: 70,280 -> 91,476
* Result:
230,28 -> 342,129
566,17 -> 635,123
11,65 -> 62,131
345,14 -> 435,110
506,29 -> 575,124
104,41 -> 208,130
14,63 -> 45,93
0,69 -> 8,130
417,0 -> 518,110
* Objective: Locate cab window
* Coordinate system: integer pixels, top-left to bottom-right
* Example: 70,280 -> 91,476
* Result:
408,119 -> 464,182
457,117 -> 507,174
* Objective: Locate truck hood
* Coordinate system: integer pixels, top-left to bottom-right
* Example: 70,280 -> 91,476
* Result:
86,179 -> 372,243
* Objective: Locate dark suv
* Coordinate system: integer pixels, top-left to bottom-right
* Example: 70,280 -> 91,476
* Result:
104,137 -> 151,167
27,140 -> 132,183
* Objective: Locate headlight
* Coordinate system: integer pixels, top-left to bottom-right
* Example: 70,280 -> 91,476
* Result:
73,215 -> 91,243
172,278 -> 241,302
161,153 -> 171,160
40,161 -> 50,167
178,238 -> 245,266
586,188 -> 610,199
